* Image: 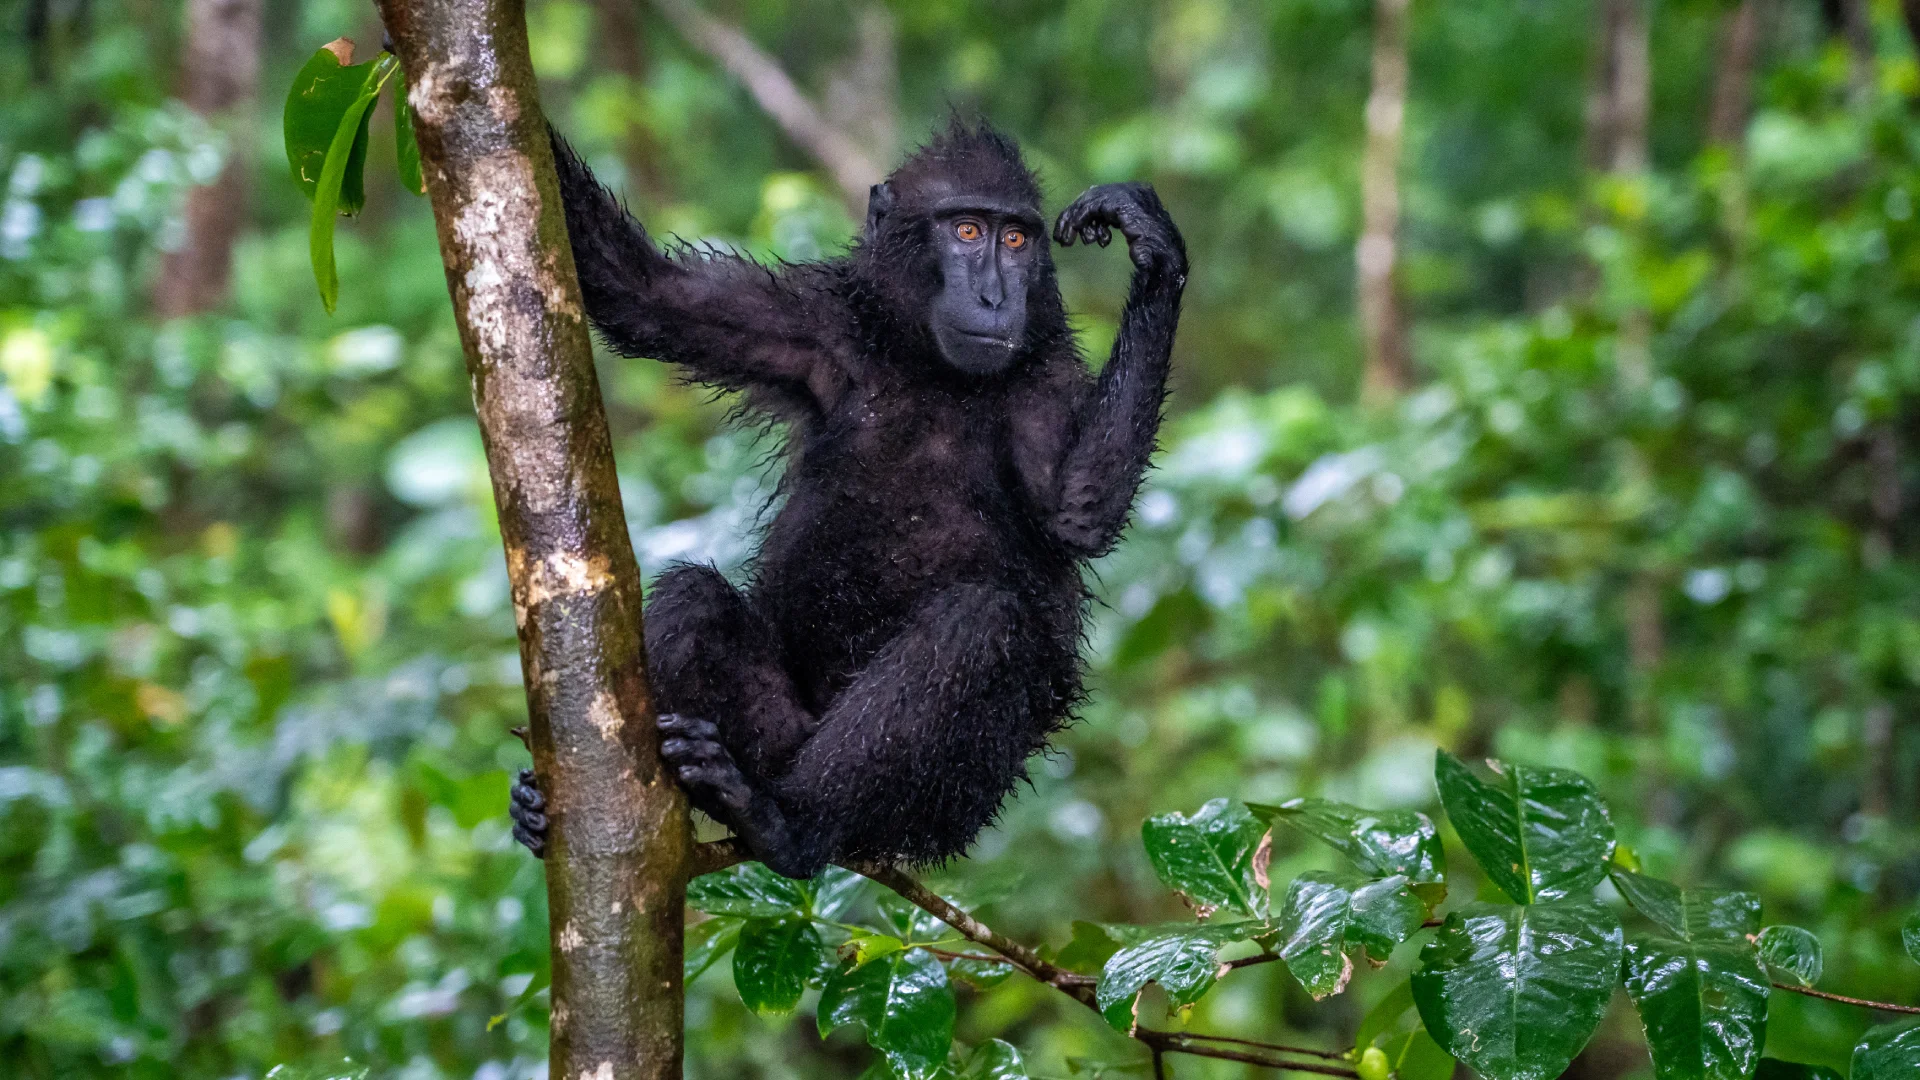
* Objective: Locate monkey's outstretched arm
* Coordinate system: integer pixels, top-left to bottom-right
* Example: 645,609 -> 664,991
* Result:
549,130 -> 838,405
1048,183 -> 1188,556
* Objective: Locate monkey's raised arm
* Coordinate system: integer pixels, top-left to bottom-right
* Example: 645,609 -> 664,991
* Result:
549,131 -> 838,407
1047,183 -> 1188,556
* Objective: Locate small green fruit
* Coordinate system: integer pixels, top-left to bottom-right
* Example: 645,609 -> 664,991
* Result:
1358,1045 -> 1391,1080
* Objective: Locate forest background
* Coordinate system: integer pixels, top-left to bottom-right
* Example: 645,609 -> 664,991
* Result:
5,0 -> 1920,1076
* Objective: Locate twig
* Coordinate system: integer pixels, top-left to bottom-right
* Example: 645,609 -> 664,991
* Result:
651,0 -> 880,211
1158,1030 -> 1349,1062
689,837 -> 748,878
1136,1030 -> 1359,1078
1773,982 -> 1920,1015
848,861 -> 1097,1001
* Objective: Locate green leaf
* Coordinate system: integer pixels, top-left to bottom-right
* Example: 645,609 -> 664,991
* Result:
958,1039 -> 1029,1080
687,862 -> 807,918
303,53 -> 396,313
1277,873 -> 1352,998
1094,922 -> 1254,1029
1411,899 -> 1623,1080
393,70 -> 425,196
947,955 -> 1016,989
844,931 -> 908,967
1252,798 -> 1446,885
819,948 -> 956,1080
1622,930 -> 1769,1080
1612,870 -> 1761,941
1141,798 -> 1269,918
485,968 -> 550,1031
283,41 -> 376,206
1347,875 -> 1430,959
1852,1019 -> 1920,1080
879,891 -> 953,942
1753,1059 -> 1845,1080
808,865 -> 872,921
1434,752 -> 1614,904
1354,978 -> 1419,1054
685,916 -> 742,982
1052,921 -> 1126,974
1755,925 -> 1823,987
733,918 -> 824,1016
1375,1028 -> 1455,1080
1903,910 -> 1920,966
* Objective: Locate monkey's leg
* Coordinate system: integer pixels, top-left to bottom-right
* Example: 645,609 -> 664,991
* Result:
660,584 -> 1065,878
509,564 -> 815,856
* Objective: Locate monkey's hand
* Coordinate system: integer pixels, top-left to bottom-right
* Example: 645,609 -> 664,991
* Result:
658,714 -> 821,879
509,768 -> 548,858
1053,183 -> 1187,279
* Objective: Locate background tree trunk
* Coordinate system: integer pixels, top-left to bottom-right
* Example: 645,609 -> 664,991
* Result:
373,0 -> 691,1077
1357,0 -> 1411,401
1707,0 -> 1765,147
152,0 -> 260,318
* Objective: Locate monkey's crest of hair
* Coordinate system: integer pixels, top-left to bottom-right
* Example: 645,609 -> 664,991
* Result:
883,114 -> 1043,216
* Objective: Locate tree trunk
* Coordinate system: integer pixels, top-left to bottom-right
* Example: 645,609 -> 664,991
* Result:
1357,0 -> 1412,401
1707,0 -> 1765,147
1582,0 -> 1649,176
152,0 -> 260,318
373,1 -> 691,1078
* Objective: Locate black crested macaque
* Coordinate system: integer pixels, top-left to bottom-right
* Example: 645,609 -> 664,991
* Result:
511,118 -> 1186,878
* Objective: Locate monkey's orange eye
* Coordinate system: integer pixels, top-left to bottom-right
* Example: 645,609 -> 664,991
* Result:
955,221 -> 983,242
1003,229 -> 1028,250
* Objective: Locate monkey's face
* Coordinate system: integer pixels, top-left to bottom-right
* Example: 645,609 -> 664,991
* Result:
921,196 -> 1046,376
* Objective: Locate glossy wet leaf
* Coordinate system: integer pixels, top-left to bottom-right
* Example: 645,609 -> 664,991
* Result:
1273,872 -> 1424,998
685,916 -> 742,982
1277,873 -> 1353,998
808,865 -> 872,920
819,948 -> 956,1080
1612,870 -> 1761,941
733,917 -> 824,1016
1903,909 -> 1920,966
1411,899 -> 1623,1080
283,41 -> 375,206
393,70 -> 424,196
958,1039 -> 1029,1079
1755,925 -> 1823,987
1852,1018 -> 1920,1080
265,1061 -> 370,1080
1623,930 -> 1769,1080
1434,752 -> 1614,904
1753,1060 -> 1844,1080
1253,797 -> 1446,885
879,891 -> 953,942
1094,921 -> 1254,1028
1141,798 -> 1269,918
300,52 -> 395,313
687,861 -> 807,918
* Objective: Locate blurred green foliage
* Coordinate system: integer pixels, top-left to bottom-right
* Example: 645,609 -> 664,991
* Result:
6,0 -> 1920,1076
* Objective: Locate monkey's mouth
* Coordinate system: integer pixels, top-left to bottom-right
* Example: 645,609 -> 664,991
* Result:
956,330 -> 1015,348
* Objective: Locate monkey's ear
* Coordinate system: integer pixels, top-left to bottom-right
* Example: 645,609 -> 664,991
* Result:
864,182 -> 895,238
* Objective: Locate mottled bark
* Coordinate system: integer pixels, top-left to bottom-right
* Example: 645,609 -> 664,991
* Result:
373,0 -> 690,1077
153,0 -> 261,318
1357,0 -> 1411,401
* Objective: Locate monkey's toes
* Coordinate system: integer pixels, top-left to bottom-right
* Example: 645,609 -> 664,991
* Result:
658,712 -> 722,741
509,768 -> 549,858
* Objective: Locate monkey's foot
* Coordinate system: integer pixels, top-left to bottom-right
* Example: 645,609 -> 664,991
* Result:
510,768 -> 548,858
658,713 -> 756,821
658,713 -> 822,879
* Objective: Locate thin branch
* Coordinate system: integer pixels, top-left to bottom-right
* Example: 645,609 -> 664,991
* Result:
1136,1030 -> 1359,1078
847,861 -> 1096,1000
650,0 -> 880,212
1773,982 -> 1920,1015
1158,1031 -> 1349,1062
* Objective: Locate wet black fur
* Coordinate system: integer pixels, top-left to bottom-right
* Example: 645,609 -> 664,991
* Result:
536,118 -> 1186,877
